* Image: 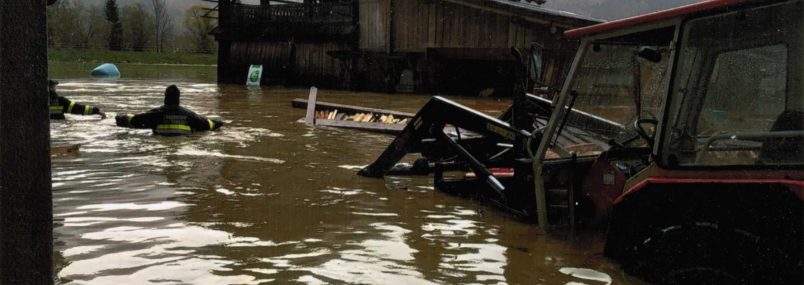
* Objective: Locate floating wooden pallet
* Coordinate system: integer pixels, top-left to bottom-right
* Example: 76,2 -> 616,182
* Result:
292,98 -> 415,134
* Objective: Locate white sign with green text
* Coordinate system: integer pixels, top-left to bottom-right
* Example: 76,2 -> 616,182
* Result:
247,64 -> 263,86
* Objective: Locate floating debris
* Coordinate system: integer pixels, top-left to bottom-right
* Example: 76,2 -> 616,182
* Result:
293,98 -> 415,134
314,110 -> 409,125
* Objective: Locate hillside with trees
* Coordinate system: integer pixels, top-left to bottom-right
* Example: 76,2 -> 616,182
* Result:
47,0 -> 215,53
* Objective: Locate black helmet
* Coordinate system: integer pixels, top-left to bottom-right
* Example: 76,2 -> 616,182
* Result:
164,85 -> 180,106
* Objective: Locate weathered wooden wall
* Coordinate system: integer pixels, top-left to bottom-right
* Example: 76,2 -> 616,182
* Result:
354,0 -> 580,94
359,0 -> 391,51
225,41 -> 347,86
224,41 -> 288,84
218,0 -> 588,94
229,41 -> 294,79
294,42 -> 345,79
391,0 -> 564,52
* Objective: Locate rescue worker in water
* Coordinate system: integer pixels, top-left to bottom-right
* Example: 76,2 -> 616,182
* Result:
49,80 -> 107,120
115,85 -> 224,135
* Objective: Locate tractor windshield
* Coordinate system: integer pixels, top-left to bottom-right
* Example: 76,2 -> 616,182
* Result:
547,31 -> 672,159
661,1 -> 803,167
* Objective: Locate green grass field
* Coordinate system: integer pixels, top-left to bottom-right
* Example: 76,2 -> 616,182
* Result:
48,48 -> 217,65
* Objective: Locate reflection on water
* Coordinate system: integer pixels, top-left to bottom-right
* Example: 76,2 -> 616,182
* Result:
50,64 -> 644,284
560,268 -> 613,285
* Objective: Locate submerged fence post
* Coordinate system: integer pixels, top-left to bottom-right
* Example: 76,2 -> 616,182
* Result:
305,86 -> 319,125
0,1 -> 53,283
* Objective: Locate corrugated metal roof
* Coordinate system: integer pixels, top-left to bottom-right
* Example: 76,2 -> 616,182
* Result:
444,0 -> 603,26
482,0 -> 604,23
564,0 -> 752,39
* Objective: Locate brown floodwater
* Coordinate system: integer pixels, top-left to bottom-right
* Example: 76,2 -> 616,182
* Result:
49,63 -> 646,284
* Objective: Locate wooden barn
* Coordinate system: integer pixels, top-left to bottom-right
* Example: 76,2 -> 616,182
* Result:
212,0 -> 600,96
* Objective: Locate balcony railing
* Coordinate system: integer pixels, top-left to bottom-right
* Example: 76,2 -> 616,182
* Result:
221,2 -> 355,30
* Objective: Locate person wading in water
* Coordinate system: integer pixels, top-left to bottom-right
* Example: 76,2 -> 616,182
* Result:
49,80 -> 107,120
115,85 -> 224,136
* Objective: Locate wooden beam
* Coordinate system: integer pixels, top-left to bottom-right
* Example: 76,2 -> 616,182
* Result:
305,87 -> 318,125
0,1 -> 53,283
388,0 -> 396,53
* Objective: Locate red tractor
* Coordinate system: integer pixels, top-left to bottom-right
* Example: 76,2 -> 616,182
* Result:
360,0 -> 802,283
563,0 -> 802,283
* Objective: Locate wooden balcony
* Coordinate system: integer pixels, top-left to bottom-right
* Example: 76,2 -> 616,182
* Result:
216,2 -> 357,40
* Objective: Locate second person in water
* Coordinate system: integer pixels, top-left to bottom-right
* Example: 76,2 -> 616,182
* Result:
49,80 -> 107,120
116,85 -> 224,136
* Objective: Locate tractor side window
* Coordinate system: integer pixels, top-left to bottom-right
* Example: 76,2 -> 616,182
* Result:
571,44 -> 668,127
696,45 -> 787,136
546,42 -> 670,160
662,1 -> 803,167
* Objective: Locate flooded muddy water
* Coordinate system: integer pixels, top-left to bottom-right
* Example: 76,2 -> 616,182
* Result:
49,63 -> 646,284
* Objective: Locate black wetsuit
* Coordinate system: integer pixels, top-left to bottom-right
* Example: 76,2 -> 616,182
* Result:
116,106 -> 223,136
49,93 -> 102,120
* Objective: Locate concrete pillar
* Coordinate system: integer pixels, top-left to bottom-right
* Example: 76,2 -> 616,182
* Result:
0,1 -> 53,284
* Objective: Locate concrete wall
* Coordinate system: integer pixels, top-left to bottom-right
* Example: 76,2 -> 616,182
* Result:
0,1 -> 53,284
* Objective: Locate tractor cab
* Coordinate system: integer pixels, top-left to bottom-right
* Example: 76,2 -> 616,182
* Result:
529,17 -> 678,228
560,0 -> 803,283
660,5 -> 802,167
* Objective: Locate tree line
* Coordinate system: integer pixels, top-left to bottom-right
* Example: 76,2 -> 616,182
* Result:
48,0 -> 217,54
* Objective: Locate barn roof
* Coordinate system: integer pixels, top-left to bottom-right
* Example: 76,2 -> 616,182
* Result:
446,0 -> 604,28
564,0 -> 753,39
